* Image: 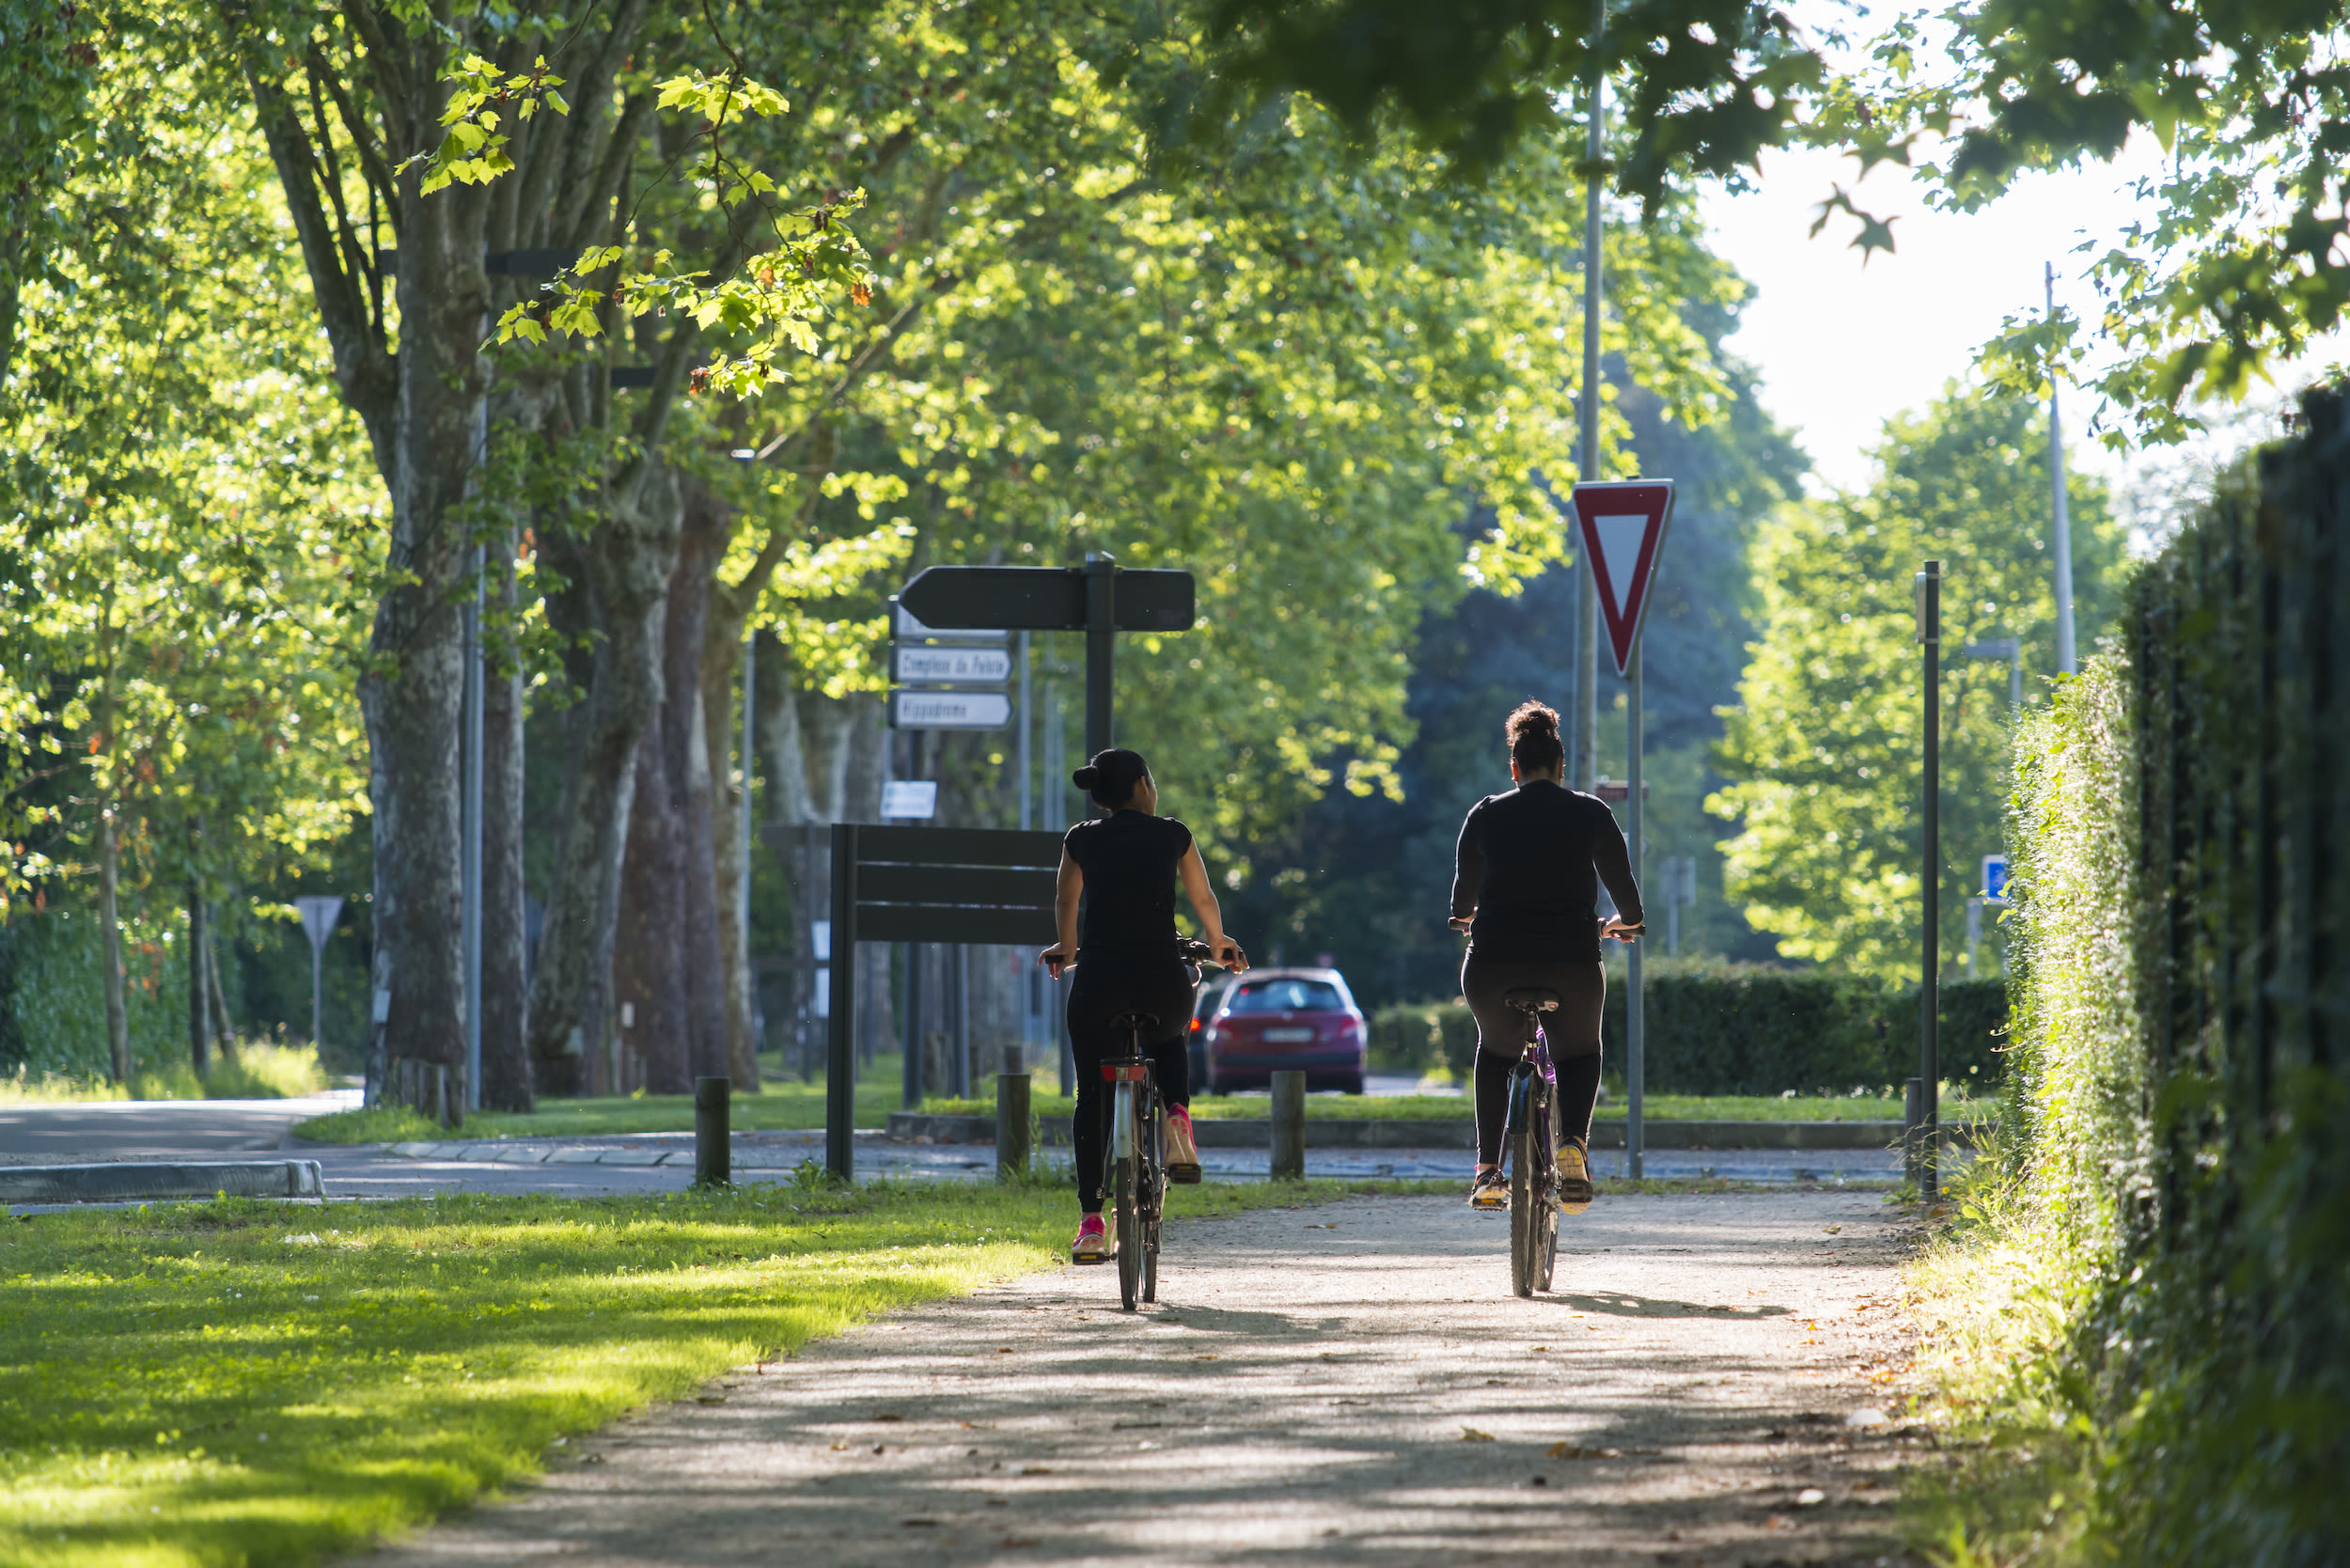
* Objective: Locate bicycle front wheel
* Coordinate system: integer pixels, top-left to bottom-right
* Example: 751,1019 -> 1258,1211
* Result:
1509,1076 -> 1541,1298
1536,1089 -> 1560,1292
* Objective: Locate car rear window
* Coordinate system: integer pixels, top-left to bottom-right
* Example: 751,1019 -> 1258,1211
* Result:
1225,980 -> 1346,1013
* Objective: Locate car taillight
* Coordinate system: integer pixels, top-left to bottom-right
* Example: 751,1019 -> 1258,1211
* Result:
1189,1017 -> 1202,1032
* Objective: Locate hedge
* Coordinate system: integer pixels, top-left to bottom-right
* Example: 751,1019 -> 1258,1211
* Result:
1990,384 -> 2350,1561
1369,962 -> 2005,1093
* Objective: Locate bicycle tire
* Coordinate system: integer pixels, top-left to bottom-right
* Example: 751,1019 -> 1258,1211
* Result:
1509,1075 -> 1539,1298
1536,1087 -> 1560,1292
1141,1102 -> 1163,1304
1115,1108 -> 1143,1312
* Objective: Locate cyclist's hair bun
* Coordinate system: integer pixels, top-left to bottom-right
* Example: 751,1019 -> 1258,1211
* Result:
1506,699 -> 1565,776
1074,748 -> 1151,808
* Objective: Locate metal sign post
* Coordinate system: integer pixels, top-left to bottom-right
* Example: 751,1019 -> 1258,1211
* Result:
1570,479 -> 1675,1181
292,896 -> 344,1055
1916,559 -> 1943,1201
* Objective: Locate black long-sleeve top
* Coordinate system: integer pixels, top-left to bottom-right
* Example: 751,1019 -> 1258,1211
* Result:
1449,779 -> 1644,964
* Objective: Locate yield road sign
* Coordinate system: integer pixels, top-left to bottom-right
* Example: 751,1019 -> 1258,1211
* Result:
899,565 -> 1195,632
1570,479 -> 1675,676
892,690 -> 1012,729
894,645 -> 1012,684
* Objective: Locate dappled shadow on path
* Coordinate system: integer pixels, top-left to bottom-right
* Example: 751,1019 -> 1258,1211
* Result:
367,1192 -> 1928,1568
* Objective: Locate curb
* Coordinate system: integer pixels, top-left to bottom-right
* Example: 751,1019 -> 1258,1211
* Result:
0,1160 -> 324,1204
884,1113 -> 1988,1152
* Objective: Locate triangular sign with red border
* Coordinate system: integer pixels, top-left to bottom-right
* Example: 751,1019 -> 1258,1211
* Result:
1570,479 -> 1675,676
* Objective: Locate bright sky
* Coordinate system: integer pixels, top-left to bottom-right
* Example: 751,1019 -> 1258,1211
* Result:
1697,139 -> 2169,494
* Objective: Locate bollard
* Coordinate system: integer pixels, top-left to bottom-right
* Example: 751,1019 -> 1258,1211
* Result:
996,1044 -> 1031,1177
695,1075 -> 731,1186
1270,1070 -> 1307,1180
1904,1076 -> 1923,1191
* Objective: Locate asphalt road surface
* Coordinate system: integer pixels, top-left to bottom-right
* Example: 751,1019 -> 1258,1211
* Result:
0,1092 -> 361,1163
367,1189 -> 1928,1567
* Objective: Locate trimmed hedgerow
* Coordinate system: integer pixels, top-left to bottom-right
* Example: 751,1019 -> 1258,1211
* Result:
1924,385 -> 2350,1565
1369,964 -> 2005,1094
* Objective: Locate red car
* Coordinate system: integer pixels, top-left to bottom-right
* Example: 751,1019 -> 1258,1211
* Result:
1200,968 -> 1367,1094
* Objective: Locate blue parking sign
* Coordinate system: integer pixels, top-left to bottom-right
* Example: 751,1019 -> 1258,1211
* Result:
1982,854 -> 2010,902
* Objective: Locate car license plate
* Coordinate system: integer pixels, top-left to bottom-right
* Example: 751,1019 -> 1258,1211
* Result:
1261,1027 -> 1315,1043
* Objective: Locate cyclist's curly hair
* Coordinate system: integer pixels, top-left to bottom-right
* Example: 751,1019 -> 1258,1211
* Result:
1073,747 -> 1151,808
1506,699 -> 1565,776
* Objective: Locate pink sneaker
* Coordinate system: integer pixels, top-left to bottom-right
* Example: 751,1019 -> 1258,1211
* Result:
1071,1213 -> 1111,1264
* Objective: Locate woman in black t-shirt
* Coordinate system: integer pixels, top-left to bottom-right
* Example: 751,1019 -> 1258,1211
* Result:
1041,748 -> 1245,1264
1449,701 -> 1643,1215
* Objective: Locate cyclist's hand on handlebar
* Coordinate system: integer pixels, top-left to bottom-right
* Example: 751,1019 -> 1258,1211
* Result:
1449,913 -> 1474,933
1601,917 -> 1643,942
1214,938 -> 1249,973
1039,943 -> 1074,979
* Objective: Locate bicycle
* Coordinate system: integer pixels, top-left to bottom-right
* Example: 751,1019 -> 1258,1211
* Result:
1089,936 -> 1245,1312
1499,986 -> 1562,1298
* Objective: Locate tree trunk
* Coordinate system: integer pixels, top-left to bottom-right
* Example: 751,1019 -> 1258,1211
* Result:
478,534 -> 533,1112
524,478 -> 680,1096
703,586 -> 762,1093
98,805 -> 129,1083
359,204 -> 495,1125
614,717 -> 692,1091
187,875 -> 210,1075
205,911 -> 237,1062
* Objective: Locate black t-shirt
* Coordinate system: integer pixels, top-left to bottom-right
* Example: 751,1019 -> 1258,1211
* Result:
1449,779 -> 1643,963
1065,811 -> 1194,960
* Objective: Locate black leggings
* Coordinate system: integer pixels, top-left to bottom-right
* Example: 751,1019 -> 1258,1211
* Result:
1068,957 -> 1194,1213
1461,953 -> 1606,1166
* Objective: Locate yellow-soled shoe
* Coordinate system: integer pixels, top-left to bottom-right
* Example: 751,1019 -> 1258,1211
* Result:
1163,1106 -> 1202,1184
1467,1168 -> 1510,1211
1071,1215 -> 1112,1264
1556,1140 -> 1595,1215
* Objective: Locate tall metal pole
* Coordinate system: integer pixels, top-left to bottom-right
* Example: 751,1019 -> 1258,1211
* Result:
1018,630 -> 1033,832
1083,554 -> 1117,764
310,941 -> 324,1057
1574,0 -> 1606,792
2046,263 -> 2077,675
1919,559 -> 1942,1202
462,552 -> 484,1110
1625,637 -> 1645,1179
739,628 -> 754,967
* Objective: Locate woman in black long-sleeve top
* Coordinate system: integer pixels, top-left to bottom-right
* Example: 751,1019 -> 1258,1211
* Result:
1449,700 -> 1643,1213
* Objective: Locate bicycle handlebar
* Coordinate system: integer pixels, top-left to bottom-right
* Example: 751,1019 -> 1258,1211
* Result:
1042,935 -> 1249,980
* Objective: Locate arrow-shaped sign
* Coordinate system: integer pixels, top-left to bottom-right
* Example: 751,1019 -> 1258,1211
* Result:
1570,480 -> 1675,676
898,566 -> 1194,633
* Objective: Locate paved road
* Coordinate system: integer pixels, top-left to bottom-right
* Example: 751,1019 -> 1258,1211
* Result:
0,1092 -> 361,1163
368,1190 -> 1927,1568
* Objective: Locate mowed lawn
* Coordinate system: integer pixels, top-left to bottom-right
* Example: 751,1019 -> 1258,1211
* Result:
296,1057 -> 1997,1146
0,1179 -> 1420,1568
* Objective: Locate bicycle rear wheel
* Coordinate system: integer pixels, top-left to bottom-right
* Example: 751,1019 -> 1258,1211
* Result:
1140,1104 -> 1163,1304
1114,1098 -> 1143,1310
1509,1076 -> 1539,1298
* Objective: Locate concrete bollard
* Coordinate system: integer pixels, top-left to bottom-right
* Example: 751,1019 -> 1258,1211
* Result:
695,1075 -> 731,1186
1270,1070 -> 1306,1180
996,1044 -> 1031,1177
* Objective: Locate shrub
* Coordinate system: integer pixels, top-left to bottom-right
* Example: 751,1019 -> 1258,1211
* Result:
1370,962 -> 2006,1092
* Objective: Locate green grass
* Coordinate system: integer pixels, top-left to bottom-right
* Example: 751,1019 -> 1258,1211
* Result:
0,1045 -> 329,1106
294,1059 -> 1998,1146
0,1176 -> 1434,1567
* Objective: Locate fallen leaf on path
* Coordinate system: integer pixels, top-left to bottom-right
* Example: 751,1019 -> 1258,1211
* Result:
1765,1514 -> 1799,1532
1546,1442 -> 1620,1460
1460,1427 -> 1496,1442
696,1396 -> 727,1404
1795,1488 -> 1825,1506
828,1442 -> 851,1451
873,1413 -> 905,1422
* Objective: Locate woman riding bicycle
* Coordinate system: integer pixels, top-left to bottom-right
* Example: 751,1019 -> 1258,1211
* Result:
1040,748 -> 1245,1264
1449,701 -> 1643,1213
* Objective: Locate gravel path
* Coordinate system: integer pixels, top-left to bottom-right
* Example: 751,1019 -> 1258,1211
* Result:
368,1189 -> 1929,1567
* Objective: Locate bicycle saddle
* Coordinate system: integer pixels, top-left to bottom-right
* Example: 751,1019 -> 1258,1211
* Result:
1502,987 -> 1561,1012
1109,1011 -> 1162,1032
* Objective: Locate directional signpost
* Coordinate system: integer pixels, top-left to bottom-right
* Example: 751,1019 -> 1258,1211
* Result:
897,556 -> 1195,757
1570,478 -> 1675,1180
